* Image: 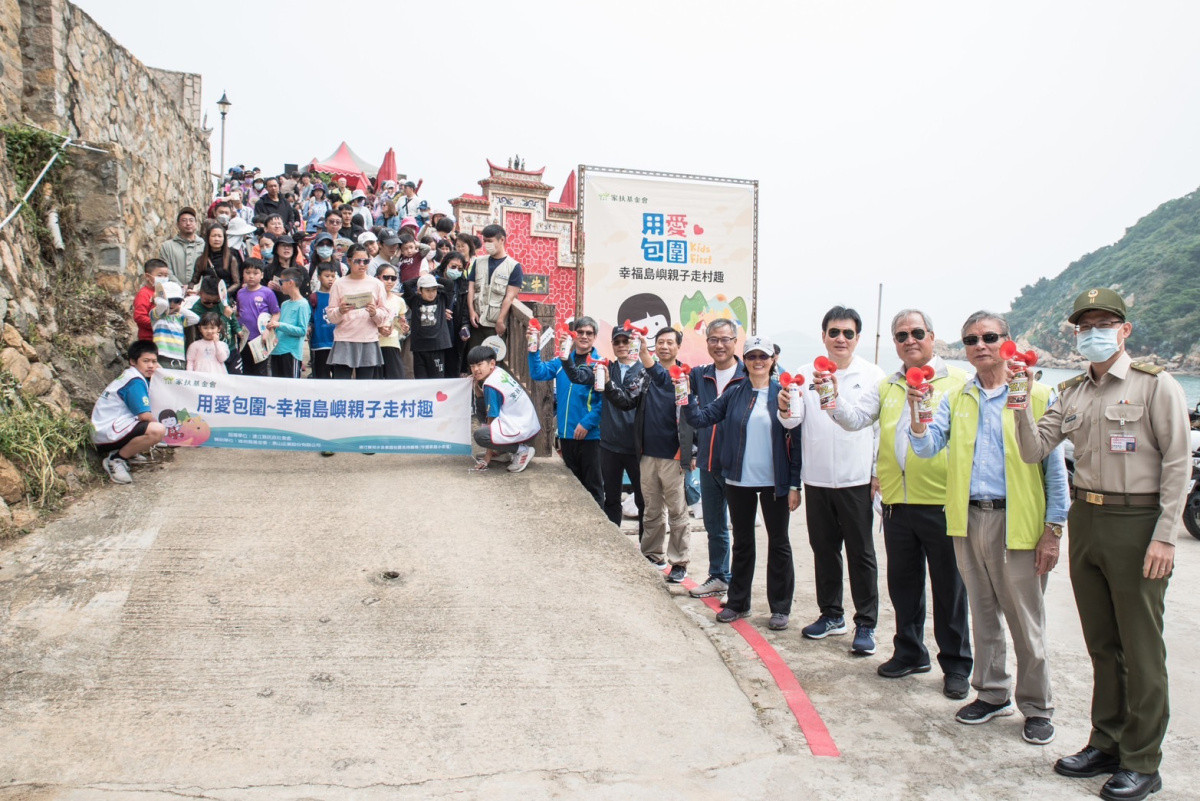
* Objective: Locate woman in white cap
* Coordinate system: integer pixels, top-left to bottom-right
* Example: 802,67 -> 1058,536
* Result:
684,334 -> 803,632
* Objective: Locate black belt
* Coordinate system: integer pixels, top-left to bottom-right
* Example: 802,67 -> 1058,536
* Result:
968,499 -> 1006,510
1072,488 -> 1160,507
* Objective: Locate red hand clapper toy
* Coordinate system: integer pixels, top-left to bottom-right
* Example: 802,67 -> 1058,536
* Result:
1001,342 -> 1037,408
813,357 -> 837,409
669,364 -> 690,406
622,319 -> 649,336
908,366 -> 935,423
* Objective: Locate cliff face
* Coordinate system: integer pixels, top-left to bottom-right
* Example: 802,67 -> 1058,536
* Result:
1006,186 -> 1200,372
0,0 -> 211,520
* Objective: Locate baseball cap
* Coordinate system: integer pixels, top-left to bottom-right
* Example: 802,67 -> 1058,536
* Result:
417,274 -> 438,289
350,189 -> 367,200
358,231 -> 378,245
611,328 -> 632,342
743,335 -> 775,357
162,281 -> 184,301
403,181 -> 417,189
1068,288 -> 1127,324
381,235 -> 401,246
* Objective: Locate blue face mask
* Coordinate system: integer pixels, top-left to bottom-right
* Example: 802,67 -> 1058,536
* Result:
316,245 -> 333,259
1076,327 -> 1121,363
446,268 -> 463,281
261,247 -> 274,260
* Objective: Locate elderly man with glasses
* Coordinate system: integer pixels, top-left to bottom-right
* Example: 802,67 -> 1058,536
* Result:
816,309 -> 974,700
778,306 -> 886,656
906,311 -> 1069,747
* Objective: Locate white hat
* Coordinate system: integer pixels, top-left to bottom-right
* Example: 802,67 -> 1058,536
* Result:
350,189 -> 367,200
161,281 -> 184,301
357,231 -> 378,245
225,216 -> 256,237
416,273 -> 438,289
743,335 -> 775,357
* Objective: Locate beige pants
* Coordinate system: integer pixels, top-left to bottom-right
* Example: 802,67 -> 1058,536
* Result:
954,506 -> 1053,717
639,455 -> 689,566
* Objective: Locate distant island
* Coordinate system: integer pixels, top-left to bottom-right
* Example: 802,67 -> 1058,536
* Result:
1004,184 -> 1200,374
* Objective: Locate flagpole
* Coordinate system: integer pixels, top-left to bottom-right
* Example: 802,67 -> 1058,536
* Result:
874,283 -> 883,364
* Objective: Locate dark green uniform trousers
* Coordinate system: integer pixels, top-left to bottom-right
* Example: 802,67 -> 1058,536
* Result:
1068,502 -> 1169,774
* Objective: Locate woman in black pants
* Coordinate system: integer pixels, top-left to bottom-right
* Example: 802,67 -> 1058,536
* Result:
684,334 -> 802,631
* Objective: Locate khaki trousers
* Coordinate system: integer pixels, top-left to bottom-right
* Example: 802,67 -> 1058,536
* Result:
639,455 -> 689,566
953,506 -> 1053,717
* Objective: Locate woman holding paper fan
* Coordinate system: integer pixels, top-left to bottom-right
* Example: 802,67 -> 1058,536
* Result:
684,334 -> 803,632
324,243 -> 391,380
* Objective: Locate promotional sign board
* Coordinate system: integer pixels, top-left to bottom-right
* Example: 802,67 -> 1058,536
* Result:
579,168 -> 757,366
150,370 -> 472,454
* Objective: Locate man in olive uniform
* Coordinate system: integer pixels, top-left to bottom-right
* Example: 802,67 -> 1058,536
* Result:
1013,288 -> 1190,801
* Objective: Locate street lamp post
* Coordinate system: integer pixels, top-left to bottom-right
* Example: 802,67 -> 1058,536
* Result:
217,91 -> 231,180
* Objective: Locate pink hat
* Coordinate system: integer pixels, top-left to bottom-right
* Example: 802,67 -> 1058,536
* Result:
400,217 -> 419,231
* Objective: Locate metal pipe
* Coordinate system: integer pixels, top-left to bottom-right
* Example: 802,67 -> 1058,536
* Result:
0,138 -> 71,234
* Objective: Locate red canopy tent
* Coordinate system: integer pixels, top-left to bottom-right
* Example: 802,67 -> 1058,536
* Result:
308,142 -> 374,190
376,148 -> 398,187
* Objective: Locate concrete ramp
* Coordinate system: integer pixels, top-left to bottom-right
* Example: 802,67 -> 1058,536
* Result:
0,450 -> 795,798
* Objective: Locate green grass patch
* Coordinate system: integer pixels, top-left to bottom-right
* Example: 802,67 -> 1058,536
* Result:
0,371 -> 93,507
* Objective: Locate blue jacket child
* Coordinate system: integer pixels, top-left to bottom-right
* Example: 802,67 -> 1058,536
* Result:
528,346 -> 602,441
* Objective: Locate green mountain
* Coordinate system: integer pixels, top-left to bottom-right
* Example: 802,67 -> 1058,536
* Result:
1007,186 -> 1200,363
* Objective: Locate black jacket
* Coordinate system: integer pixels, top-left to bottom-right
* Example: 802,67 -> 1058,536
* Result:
593,361 -> 694,461
564,359 -> 644,455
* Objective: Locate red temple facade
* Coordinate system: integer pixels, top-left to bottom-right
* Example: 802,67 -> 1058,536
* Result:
450,160 -> 578,324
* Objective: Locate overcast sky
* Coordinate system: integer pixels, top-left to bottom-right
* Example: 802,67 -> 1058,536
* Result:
80,0 -> 1200,363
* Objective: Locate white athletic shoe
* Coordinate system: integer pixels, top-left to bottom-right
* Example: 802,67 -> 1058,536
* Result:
507,444 -> 534,473
102,454 -> 133,484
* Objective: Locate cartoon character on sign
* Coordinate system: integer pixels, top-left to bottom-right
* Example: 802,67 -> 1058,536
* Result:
162,408 -> 212,447
616,293 -> 671,341
158,409 -> 181,439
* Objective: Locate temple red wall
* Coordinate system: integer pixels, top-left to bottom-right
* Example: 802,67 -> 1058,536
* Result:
503,211 -> 576,322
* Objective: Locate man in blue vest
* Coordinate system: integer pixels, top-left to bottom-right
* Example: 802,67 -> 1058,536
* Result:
908,311 -> 1069,746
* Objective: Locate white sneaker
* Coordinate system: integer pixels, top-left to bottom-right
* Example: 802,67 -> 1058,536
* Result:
126,453 -> 152,465
102,454 -> 133,484
507,444 -> 534,473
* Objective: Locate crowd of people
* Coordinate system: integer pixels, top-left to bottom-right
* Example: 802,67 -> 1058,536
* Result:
88,164 -> 1191,801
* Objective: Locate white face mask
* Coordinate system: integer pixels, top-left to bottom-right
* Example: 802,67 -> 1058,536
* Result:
483,241 -> 498,256
446,268 -> 463,281
217,214 -> 230,225
1076,327 -> 1121,363
316,246 -> 334,260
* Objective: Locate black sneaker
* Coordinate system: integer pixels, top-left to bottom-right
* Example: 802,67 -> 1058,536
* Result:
1022,716 -> 1055,745
955,698 -> 1015,725
877,658 -> 932,678
715,607 -> 750,624
666,564 -> 687,583
943,672 -> 970,700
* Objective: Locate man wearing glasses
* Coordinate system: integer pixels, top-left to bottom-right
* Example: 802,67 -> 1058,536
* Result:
819,309 -> 973,700
779,307 -> 885,657
528,317 -> 604,506
907,311 -> 1069,747
1012,289 -> 1189,801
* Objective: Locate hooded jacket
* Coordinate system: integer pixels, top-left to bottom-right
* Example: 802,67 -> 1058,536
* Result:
528,348 -> 602,441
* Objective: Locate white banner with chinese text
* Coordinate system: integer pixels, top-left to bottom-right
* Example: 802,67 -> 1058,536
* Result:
149,370 -> 472,455
581,171 -> 756,366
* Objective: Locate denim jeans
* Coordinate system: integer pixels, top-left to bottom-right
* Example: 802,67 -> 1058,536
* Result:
700,469 -> 730,583
685,467 -> 701,506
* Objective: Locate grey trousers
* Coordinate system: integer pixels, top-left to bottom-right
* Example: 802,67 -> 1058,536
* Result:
954,506 -> 1053,718
639,455 -> 690,566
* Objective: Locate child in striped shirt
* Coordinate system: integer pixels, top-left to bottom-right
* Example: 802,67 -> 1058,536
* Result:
151,282 -> 199,369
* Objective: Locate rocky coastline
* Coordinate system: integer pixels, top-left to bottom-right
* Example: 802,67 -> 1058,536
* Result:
934,340 -> 1200,376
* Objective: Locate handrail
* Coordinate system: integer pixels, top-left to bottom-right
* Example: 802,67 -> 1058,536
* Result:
503,299 -> 558,456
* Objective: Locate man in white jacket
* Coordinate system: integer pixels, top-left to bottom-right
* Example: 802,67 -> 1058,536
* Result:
781,306 -> 884,656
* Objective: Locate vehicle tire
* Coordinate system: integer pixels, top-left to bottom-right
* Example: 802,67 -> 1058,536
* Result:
1184,491 -> 1200,541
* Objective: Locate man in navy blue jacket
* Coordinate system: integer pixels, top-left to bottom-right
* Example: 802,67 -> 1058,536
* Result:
687,319 -> 746,598
528,316 -> 604,506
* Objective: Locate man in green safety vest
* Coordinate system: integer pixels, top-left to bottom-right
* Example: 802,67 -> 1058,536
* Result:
907,311 -> 1069,748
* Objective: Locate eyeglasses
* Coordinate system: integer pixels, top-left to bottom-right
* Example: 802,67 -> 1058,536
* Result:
379,275 -> 398,281
707,336 -> 736,346
574,330 -> 596,337
351,258 -> 369,265
1075,319 -> 1124,333
826,327 -> 856,340
893,328 -> 928,343
744,352 -> 772,362
961,333 -> 1003,347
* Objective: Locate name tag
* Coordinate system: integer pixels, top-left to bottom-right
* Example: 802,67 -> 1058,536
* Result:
1109,434 -> 1136,453
1063,413 -> 1077,424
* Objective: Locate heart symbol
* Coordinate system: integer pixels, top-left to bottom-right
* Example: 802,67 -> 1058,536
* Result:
693,224 -> 704,235
436,391 -> 448,402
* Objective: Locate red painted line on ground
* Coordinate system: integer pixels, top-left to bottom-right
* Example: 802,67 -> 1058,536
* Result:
667,568 -> 841,758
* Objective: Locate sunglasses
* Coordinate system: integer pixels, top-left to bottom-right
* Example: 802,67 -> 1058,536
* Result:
894,328 -> 927,343
962,333 -> 1003,347
379,275 -> 398,281
744,352 -> 772,362
826,327 -> 856,340
351,258 -> 370,265
574,330 -> 596,337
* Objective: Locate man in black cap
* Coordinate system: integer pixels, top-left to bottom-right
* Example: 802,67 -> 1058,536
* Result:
1013,287 -> 1190,801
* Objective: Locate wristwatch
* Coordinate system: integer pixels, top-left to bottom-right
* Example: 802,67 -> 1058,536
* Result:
1046,523 -> 1063,538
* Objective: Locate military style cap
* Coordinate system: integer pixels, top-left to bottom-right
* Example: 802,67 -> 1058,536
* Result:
1068,287 -> 1127,324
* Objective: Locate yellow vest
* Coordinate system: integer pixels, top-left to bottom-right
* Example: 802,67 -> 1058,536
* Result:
877,365 -> 968,505
944,381 -> 1051,549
